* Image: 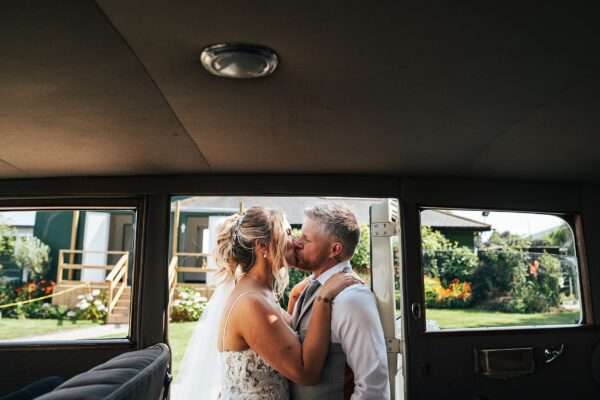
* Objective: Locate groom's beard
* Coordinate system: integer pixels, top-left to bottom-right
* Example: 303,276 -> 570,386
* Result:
295,252 -> 331,273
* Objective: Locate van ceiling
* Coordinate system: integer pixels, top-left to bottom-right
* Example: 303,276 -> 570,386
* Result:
1,1 -> 599,181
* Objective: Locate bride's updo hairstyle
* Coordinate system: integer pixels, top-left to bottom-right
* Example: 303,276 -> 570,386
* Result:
215,206 -> 289,298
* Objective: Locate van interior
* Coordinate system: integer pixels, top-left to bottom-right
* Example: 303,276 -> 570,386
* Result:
1,2 -> 600,399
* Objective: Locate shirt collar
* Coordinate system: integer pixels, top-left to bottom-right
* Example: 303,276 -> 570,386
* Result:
311,260 -> 352,286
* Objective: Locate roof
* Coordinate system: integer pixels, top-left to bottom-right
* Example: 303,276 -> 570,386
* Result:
421,210 -> 491,231
1,3 -> 600,181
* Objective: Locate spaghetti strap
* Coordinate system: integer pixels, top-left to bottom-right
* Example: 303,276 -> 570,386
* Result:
221,290 -> 257,351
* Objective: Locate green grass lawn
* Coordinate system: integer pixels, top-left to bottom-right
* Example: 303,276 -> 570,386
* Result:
169,321 -> 198,379
426,308 -> 580,329
0,318 -> 99,340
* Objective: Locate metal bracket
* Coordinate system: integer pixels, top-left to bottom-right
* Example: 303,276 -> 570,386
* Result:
371,222 -> 397,237
386,337 -> 403,354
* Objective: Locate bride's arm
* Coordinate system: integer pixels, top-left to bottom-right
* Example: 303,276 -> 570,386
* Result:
287,277 -> 309,314
237,273 -> 359,385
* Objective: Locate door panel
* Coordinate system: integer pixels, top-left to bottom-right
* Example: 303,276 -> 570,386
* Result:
401,179 -> 600,400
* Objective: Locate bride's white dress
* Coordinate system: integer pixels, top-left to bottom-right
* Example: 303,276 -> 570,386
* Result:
219,349 -> 289,399
175,280 -> 289,400
218,291 -> 289,400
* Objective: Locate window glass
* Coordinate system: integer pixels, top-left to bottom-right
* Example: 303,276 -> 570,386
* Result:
421,209 -> 581,331
0,209 -> 136,341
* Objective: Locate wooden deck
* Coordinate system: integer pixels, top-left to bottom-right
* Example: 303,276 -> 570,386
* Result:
53,251 -> 216,323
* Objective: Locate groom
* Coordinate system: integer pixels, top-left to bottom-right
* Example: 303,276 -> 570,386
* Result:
288,204 -> 390,400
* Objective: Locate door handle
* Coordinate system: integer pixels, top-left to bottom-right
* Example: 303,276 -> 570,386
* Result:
410,302 -> 422,320
544,344 -> 565,364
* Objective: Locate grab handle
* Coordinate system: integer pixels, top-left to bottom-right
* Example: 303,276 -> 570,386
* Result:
544,344 -> 565,364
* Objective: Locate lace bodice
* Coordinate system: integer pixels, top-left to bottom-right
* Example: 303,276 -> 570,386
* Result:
219,349 -> 289,399
218,290 -> 289,400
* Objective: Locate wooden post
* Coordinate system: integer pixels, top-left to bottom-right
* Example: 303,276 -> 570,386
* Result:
171,200 -> 181,257
68,211 -> 80,280
57,249 -> 64,284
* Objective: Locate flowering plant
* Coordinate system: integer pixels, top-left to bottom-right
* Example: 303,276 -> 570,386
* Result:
171,288 -> 208,322
72,289 -> 108,323
424,276 -> 472,308
0,279 -> 57,318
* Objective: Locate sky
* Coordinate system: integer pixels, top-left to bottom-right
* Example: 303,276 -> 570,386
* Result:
451,210 -> 565,240
0,211 -> 36,226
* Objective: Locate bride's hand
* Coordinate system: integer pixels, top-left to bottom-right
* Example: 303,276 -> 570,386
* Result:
319,272 -> 362,300
290,277 -> 310,300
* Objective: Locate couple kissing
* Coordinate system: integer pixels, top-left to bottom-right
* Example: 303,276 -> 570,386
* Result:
177,204 -> 390,400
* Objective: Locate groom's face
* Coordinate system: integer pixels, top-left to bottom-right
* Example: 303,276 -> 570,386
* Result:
294,218 -> 331,271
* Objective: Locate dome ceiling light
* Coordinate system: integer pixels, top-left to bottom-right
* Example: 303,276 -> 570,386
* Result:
200,43 -> 279,79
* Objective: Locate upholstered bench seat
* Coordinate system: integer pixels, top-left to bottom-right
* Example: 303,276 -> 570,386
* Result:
35,343 -> 170,400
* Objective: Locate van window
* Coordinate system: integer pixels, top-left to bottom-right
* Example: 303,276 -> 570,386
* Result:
420,209 -> 581,331
0,209 -> 136,341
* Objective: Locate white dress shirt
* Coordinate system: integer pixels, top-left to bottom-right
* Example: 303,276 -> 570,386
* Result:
311,260 -> 390,400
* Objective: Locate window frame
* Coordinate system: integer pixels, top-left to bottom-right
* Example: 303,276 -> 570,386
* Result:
417,206 -> 590,334
0,196 -> 144,350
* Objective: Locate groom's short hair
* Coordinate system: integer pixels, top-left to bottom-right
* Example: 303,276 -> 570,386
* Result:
304,204 -> 360,260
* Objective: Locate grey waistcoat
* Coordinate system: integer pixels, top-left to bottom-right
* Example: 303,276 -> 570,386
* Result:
290,292 -> 347,400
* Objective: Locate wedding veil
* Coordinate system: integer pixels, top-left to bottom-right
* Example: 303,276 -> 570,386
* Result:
174,277 -> 235,399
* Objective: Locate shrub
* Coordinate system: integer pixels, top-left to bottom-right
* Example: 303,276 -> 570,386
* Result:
421,226 -> 478,286
513,253 -> 562,312
0,222 -> 16,256
0,280 -> 57,318
424,276 -> 442,307
23,302 -> 70,320
472,247 -> 528,305
73,289 -> 108,323
171,287 -> 208,322
424,276 -> 472,308
472,248 -> 562,313
351,224 -> 370,273
535,252 -> 562,307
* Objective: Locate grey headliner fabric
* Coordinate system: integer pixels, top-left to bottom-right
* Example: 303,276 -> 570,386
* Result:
35,343 -> 169,400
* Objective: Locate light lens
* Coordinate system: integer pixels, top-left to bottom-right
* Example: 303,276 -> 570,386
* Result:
201,43 -> 278,79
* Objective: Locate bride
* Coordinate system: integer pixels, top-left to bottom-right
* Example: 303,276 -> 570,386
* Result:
175,206 -> 359,399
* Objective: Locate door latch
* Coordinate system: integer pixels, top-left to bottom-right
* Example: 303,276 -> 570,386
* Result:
544,344 -> 565,364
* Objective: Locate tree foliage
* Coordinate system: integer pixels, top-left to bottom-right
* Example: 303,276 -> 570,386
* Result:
472,232 -> 562,313
13,237 -> 50,278
421,226 -> 478,286
0,221 -> 16,256
351,224 -> 370,272
486,230 -> 531,249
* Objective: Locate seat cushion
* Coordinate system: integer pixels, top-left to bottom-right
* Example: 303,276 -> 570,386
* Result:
0,376 -> 64,400
35,343 -> 170,400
